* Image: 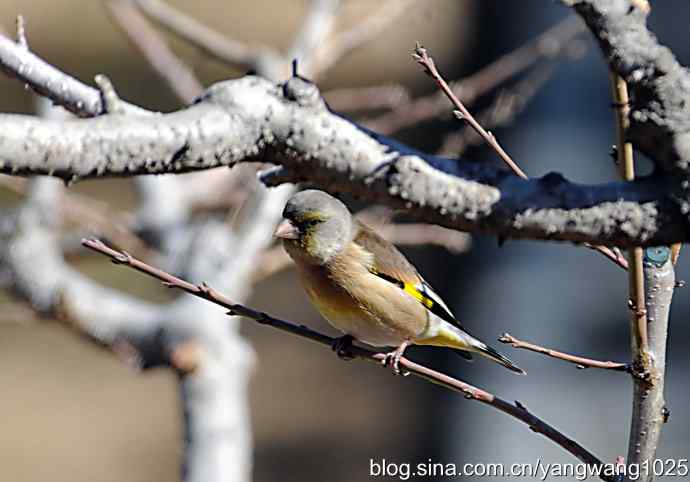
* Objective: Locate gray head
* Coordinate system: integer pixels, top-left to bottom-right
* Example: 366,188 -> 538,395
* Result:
274,190 -> 355,264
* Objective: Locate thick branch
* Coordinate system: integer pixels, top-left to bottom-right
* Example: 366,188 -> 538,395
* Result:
565,0 -> 690,173
626,247 -> 674,481
82,237 -> 612,481
0,34 -> 147,117
0,74 -> 686,246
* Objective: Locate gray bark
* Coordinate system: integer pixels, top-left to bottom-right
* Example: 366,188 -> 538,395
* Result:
627,247 -> 674,481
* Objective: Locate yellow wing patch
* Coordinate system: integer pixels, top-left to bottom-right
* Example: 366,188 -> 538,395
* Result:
370,269 -> 459,327
402,282 -> 434,309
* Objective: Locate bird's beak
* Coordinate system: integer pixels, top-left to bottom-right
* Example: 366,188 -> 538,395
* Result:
274,219 -> 299,239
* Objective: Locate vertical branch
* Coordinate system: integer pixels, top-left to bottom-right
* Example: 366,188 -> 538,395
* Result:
611,72 -> 673,481
629,248 -> 674,481
611,74 -> 649,360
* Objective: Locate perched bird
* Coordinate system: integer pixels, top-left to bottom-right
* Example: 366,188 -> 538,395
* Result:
274,189 -> 524,375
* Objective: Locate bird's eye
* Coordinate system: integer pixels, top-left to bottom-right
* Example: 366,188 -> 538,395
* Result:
303,219 -> 318,227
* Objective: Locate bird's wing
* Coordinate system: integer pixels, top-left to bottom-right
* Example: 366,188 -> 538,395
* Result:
353,220 -> 465,331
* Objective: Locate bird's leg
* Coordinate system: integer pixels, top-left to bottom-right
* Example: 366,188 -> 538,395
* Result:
331,334 -> 355,361
382,340 -> 411,376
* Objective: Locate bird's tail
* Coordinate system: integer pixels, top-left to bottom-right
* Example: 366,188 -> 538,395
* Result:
472,341 -> 526,375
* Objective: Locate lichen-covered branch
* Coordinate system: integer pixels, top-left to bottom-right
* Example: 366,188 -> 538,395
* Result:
564,0 -> 690,173
0,73 -> 685,246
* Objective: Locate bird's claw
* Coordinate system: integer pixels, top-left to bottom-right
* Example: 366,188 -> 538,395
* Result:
382,350 -> 410,376
331,335 -> 355,361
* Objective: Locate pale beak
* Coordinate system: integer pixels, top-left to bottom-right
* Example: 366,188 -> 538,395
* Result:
274,219 -> 299,239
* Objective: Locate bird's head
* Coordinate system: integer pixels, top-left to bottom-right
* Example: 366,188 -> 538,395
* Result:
274,189 -> 354,265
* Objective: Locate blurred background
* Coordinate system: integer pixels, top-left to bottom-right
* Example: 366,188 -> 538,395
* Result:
1,1 -> 689,481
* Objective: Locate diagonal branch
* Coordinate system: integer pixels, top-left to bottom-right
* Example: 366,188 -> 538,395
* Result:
437,62 -> 558,157
107,0 -> 203,104
414,43 -> 527,179
133,0 -> 281,73
312,0 -> 415,75
82,237 -> 612,481
0,32 -> 148,117
415,43 -> 628,270
366,16 -> 586,134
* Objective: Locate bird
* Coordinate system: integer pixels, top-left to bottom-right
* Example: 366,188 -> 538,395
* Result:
274,189 -> 525,375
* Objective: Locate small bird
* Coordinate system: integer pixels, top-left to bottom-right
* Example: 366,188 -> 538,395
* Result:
274,189 -> 524,375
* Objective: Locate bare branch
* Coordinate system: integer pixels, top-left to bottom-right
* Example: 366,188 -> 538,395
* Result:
417,44 -> 628,270
134,0 -> 281,74
498,333 -> 630,373
437,63 -> 558,157
312,0 -> 414,74
0,33 -> 148,116
287,0 -> 340,77
609,58 -> 673,480
15,15 -> 27,49
83,237 -> 613,480
627,247 -> 674,481
366,16 -> 586,134
0,174 -> 154,259
414,42 -> 528,179
565,0 -> 690,173
0,75 -> 685,246
610,72 -> 650,364
107,0 -> 203,104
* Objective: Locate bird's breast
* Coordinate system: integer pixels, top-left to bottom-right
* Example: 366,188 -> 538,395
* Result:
293,246 -> 427,346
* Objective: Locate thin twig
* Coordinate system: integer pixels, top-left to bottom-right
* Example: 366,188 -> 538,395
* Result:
0,175 -> 154,259
134,0 -> 278,71
287,0 -> 341,77
414,42 -> 528,178
310,0 -> 414,75
415,43 -> 628,271
366,16 -> 585,134
499,333 -> 631,373
81,237 -> 611,480
610,73 -> 648,364
15,15 -> 27,50
438,63 -> 558,157
107,0 -> 203,104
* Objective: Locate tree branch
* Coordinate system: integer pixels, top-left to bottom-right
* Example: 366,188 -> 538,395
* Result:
133,0 -> 281,74
107,0 -> 203,104
0,68 -> 684,246
0,33 -> 147,116
627,247 -> 674,481
498,333 -> 630,373
413,43 -> 527,179
564,0 -> 690,173
82,237 -> 613,481
416,43 -> 628,270
312,0 -> 415,75
365,15 -> 586,134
